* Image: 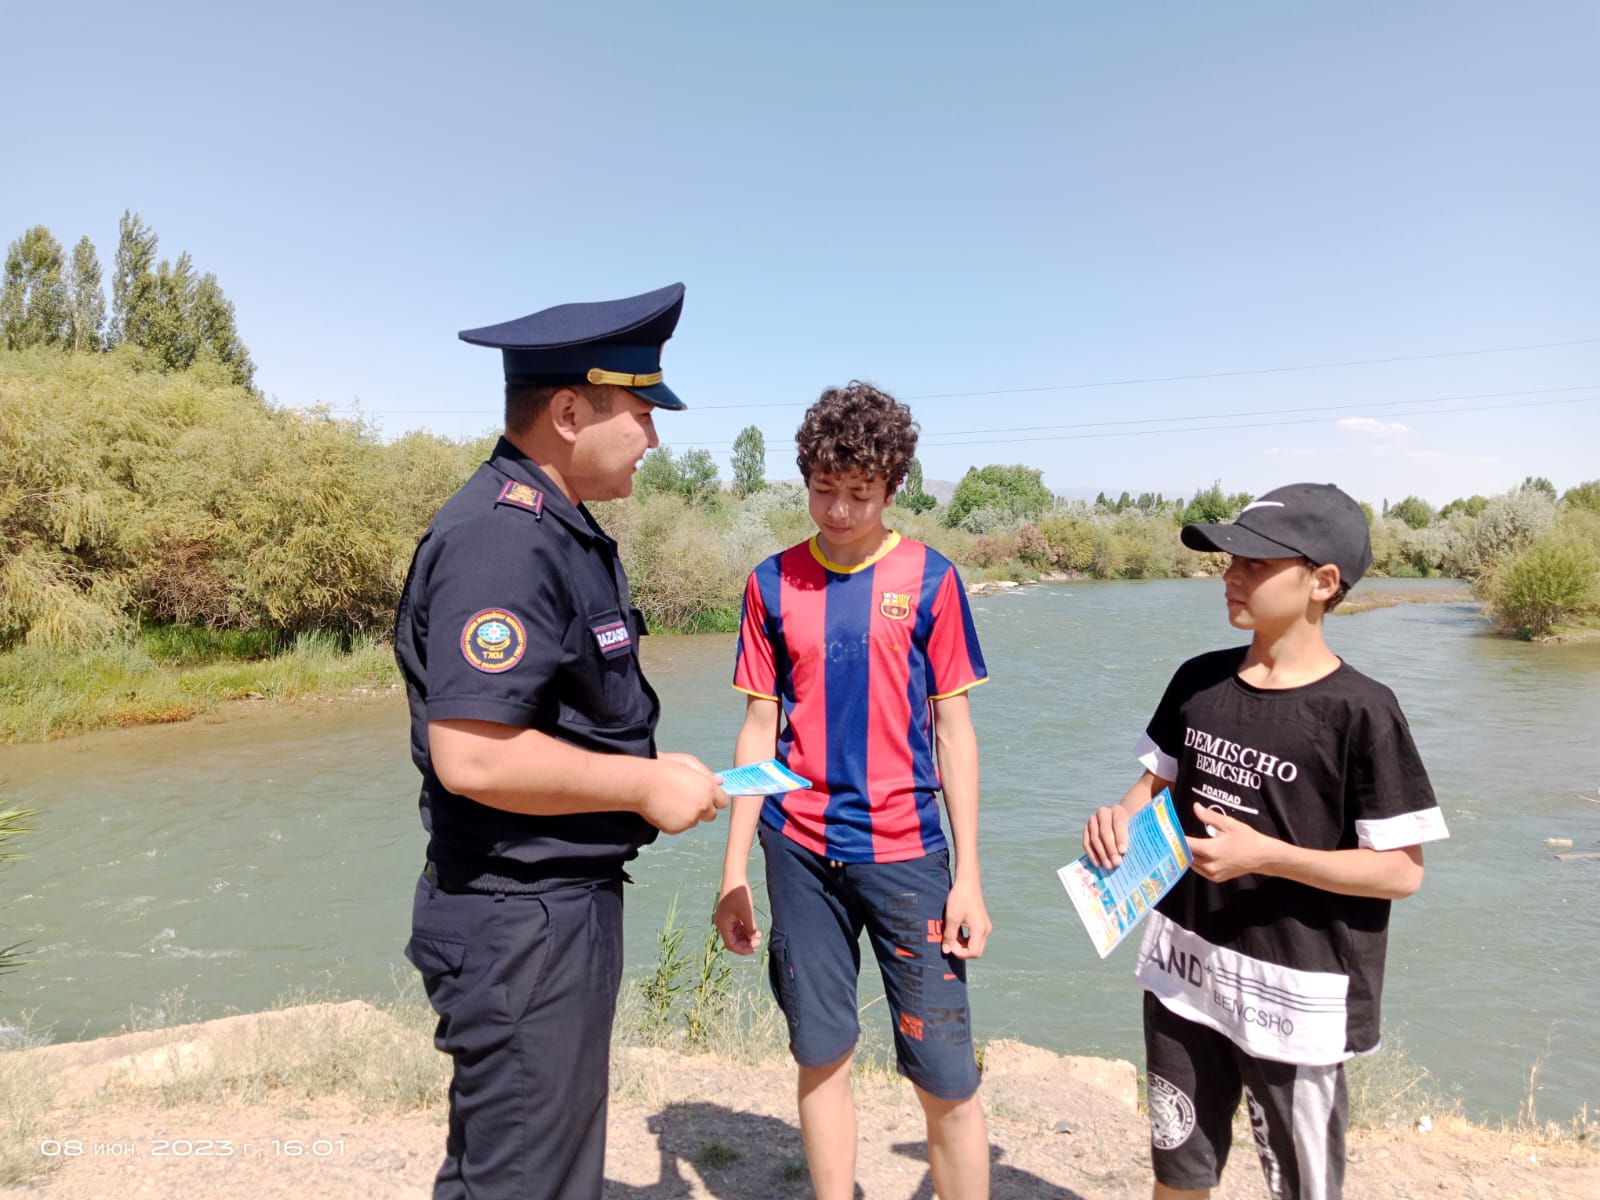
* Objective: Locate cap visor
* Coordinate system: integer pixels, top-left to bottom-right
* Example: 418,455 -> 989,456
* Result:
1181,523 -> 1302,560
628,381 -> 686,411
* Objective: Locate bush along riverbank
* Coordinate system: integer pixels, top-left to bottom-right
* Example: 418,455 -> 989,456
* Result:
7,350 -> 1599,741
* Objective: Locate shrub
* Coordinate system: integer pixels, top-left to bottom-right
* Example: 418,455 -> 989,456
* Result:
962,531 -> 1020,570
1447,488 -> 1559,578
1483,526 -> 1600,638
956,506 -> 1015,535
1014,524 -> 1056,568
1090,526 -> 1126,578
1038,514 -> 1094,572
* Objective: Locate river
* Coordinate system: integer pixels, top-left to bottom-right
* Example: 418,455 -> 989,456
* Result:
2,578 -> 1596,1121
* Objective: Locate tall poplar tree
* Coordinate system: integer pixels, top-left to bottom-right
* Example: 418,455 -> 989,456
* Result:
731,425 -> 766,497
67,236 -> 107,351
1,226 -> 70,350
900,456 -> 937,513
110,210 -> 157,345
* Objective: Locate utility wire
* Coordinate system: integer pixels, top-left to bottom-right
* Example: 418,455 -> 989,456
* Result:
708,393 -> 1600,454
695,336 -> 1600,410
675,385 -> 1599,449
324,335 -> 1600,417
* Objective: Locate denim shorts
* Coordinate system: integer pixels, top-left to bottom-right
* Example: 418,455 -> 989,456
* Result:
759,823 -> 980,1100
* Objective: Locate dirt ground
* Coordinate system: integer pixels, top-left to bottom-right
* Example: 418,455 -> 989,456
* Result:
6,1013 -> 1597,1199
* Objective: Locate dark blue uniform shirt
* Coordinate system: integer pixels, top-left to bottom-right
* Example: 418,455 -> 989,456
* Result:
395,437 -> 660,880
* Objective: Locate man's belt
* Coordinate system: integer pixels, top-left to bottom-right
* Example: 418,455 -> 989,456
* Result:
425,859 -> 628,895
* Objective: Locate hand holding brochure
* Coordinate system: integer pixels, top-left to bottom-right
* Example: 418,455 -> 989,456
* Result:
717,758 -> 811,796
1058,788 -> 1192,958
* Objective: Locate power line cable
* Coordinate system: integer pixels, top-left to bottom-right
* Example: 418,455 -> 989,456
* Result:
693,336 -> 1600,410
679,392 -> 1600,454
323,335 -> 1600,416
675,385 -> 1598,449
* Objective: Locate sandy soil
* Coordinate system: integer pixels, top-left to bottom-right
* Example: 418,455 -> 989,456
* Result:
6,1015 -> 1596,1199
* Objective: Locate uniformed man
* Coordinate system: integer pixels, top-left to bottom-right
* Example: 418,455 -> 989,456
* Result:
395,282 -> 729,1200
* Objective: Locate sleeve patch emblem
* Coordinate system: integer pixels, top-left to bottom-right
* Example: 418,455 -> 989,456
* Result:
495,480 -> 544,516
461,608 -> 528,673
879,591 -> 912,621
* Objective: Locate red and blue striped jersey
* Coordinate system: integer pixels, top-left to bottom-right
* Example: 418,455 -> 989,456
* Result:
732,532 -> 988,863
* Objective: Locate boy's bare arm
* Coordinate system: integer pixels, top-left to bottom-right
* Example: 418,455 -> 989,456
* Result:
713,696 -> 781,954
933,693 -> 991,959
1185,803 -> 1425,898
1083,770 -> 1173,868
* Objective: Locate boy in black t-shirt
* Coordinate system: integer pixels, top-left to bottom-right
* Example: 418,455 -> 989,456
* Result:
1083,482 -> 1448,1200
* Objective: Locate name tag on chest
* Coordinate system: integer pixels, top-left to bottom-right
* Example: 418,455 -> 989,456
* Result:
591,618 -> 633,658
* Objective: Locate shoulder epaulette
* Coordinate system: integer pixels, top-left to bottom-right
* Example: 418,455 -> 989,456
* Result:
495,480 -> 544,517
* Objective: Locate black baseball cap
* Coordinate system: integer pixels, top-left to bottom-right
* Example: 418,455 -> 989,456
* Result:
1181,482 -> 1373,587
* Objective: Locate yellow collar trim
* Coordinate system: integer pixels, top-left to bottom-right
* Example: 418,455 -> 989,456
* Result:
586,367 -> 663,388
809,530 -> 901,574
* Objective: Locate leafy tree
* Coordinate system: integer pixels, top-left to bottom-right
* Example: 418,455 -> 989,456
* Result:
1521,475 -> 1557,501
634,446 -> 683,498
1440,495 -> 1489,519
1561,480 -> 1600,515
110,210 -> 157,344
1388,495 -> 1436,530
899,456 -> 937,513
189,271 -> 255,387
1,226 -> 70,349
731,425 -> 767,497
1094,491 -> 1108,509
66,236 -> 106,352
108,211 -> 254,387
677,447 -> 721,505
1180,480 -> 1250,525
942,464 -> 1051,528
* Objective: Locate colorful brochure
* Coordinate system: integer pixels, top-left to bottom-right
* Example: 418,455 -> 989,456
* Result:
717,758 -> 812,796
1058,787 -> 1192,959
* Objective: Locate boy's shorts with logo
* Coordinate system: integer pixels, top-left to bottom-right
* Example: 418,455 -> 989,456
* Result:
759,823 -> 980,1101
1143,991 -> 1348,1198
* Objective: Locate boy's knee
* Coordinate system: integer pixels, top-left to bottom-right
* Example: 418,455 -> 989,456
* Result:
913,1081 -> 983,1120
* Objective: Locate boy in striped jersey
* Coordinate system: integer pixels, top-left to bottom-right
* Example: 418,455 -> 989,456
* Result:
715,381 -> 992,1200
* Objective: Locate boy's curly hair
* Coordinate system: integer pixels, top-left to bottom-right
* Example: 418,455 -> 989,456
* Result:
794,381 -> 919,492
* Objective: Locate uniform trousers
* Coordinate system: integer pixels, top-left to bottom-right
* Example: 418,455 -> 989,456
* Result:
407,870 -> 624,1200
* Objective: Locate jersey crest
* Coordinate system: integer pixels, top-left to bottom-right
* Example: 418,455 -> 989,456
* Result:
879,591 -> 912,621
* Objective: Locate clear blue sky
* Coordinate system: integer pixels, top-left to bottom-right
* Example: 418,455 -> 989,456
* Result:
6,1 -> 1597,507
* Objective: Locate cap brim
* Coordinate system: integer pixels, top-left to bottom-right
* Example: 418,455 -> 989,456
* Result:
1181,523 -> 1303,560
628,381 -> 685,411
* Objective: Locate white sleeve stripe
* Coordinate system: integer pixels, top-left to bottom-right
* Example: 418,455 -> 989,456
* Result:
1356,808 -> 1449,851
1134,731 -> 1179,781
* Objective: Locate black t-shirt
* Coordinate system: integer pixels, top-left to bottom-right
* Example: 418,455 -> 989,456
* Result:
1132,647 -> 1448,1064
393,438 -> 659,877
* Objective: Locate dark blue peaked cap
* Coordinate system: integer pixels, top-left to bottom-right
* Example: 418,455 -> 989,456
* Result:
459,282 -> 687,410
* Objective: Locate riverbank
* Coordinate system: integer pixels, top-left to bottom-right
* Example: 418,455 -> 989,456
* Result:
6,1002 -> 1596,1198
0,634 -> 398,744
0,579 -> 1484,744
